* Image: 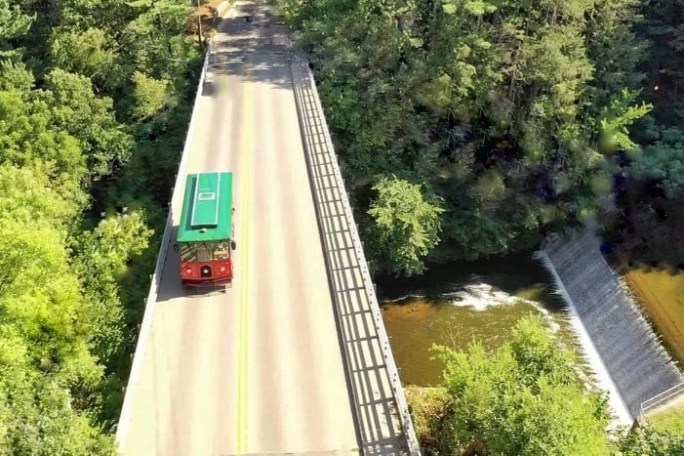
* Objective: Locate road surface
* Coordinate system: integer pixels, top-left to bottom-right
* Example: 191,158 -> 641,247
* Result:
119,2 -> 359,454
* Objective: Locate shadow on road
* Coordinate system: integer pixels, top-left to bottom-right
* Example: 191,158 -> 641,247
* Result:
203,3 -> 293,96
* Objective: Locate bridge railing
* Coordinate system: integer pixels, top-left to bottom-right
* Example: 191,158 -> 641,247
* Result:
640,381 -> 684,418
290,56 -> 421,456
114,31 -> 220,448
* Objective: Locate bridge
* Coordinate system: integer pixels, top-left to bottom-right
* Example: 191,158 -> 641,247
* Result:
115,1 -> 420,455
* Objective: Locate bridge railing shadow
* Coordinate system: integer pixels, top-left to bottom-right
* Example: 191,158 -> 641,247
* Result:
290,56 -> 421,456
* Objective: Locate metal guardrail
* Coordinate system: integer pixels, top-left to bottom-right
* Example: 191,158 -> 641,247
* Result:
114,26 -> 221,448
640,381 -> 684,417
289,56 -> 421,455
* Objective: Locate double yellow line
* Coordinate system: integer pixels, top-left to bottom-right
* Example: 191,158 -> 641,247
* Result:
236,57 -> 253,453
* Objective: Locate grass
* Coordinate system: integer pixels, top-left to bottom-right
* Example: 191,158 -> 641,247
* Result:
624,267 -> 684,367
647,398 -> 684,434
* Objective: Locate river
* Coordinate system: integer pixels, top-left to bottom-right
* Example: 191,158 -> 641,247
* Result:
377,253 -> 570,386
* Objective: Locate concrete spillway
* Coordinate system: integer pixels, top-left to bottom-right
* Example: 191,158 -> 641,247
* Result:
538,228 -> 683,420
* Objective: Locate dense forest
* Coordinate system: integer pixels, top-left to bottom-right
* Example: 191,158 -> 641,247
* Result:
0,0 -> 202,451
281,0 -> 684,276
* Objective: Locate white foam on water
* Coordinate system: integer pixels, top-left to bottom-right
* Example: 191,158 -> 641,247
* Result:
445,282 -> 561,333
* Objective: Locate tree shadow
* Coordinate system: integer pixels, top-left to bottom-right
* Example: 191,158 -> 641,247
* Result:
202,2 -> 294,97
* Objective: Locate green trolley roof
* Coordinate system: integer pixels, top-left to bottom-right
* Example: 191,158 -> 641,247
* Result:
177,172 -> 233,243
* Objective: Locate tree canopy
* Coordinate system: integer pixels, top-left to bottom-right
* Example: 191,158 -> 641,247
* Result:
0,0 -> 202,451
281,0 -> 684,267
425,316 -> 612,455
367,177 -> 444,275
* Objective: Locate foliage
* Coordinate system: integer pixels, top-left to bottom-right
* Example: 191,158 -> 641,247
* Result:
0,59 -> 34,91
647,402 -> 684,435
281,0 -> 653,263
367,177 -> 444,276
599,89 -> 652,153
131,71 -> 169,120
618,425 -> 684,456
0,0 -> 200,450
43,69 -> 135,180
0,0 -> 33,58
75,211 -> 153,365
404,386 -> 456,454
425,316 -> 611,455
0,370 -> 117,456
0,165 -> 116,453
49,28 -> 119,84
631,126 -> 684,198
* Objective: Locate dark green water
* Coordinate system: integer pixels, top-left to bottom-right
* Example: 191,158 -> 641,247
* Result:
377,253 -> 568,386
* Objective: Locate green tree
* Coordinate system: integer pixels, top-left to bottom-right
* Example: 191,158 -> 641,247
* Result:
282,0 -> 651,263
0,89 -> 87,204
0,165 -> 116,454
0,0 -> 206,451
0,369 -> 117,455
432,315 -> 611,455
43,69 -> 134,180
619,425 -> 684,456
75,211 -> 153,364
0,59 -> 34,91
131,70 -> 169,119
584,0 -> 646,111
367,177 -> 444,276
49,27 -> 121,88
629,123 -> 684,198
0,0 -> 34,57
599,89 -> 652,153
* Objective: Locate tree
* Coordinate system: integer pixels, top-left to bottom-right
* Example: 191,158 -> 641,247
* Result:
0,369 -> 117,455
49,27 -> 121,88
432,315 -> 612,455
0,89 -> 87,204
619,425 -> 684,456
0,165 -> 117,454
0,0 -> 206,451
599,89 -> 652,153
43,69 -> 134,180
75,211 -> 153,364
367,177 -> 444,276
0,0 -> 34,58
281,0 -> 652,264
131,70 -> 169,119
631,126 -> 684,197
0,59 -> 34,91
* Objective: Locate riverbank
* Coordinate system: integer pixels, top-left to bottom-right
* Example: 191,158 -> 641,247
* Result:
625,267 -> 684,368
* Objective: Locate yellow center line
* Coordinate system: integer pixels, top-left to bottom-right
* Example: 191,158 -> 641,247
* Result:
237,56 -> 253,453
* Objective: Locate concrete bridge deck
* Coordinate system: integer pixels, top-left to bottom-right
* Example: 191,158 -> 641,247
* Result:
116,2 -> 418,455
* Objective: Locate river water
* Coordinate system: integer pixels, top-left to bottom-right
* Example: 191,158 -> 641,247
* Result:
377,253 -> 569,386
